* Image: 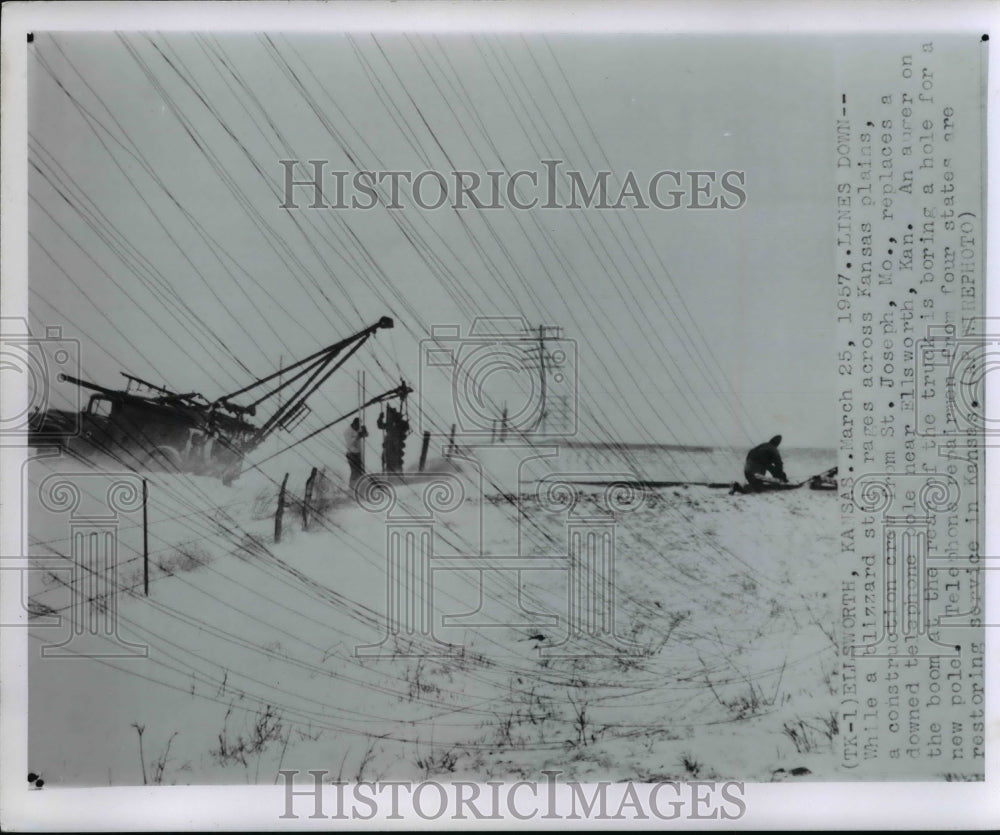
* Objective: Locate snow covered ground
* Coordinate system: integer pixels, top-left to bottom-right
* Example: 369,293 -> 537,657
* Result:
25,446 -> 846,786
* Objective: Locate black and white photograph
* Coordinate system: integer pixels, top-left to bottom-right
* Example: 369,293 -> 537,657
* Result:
1,1 -> 997,830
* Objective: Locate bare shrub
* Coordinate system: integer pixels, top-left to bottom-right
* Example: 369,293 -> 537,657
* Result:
782,712 -> 839,754
566,687 -> 603,747
404,658 -> 441,701
131,722 -> 178,785
680,751 -> 703,779
211,703 -> 285,781
150,732 -> 179,785
414,744 -> 463,778
615,610 -> 689,672
157,542 -> 211,575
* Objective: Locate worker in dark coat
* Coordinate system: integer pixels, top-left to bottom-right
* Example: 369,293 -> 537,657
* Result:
744,434 -> 788,490
377,408 -> 393,472
344,417 -> 368,488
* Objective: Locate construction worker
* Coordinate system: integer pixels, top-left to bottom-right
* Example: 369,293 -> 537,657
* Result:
743,434 -> 788,491
344,417 -> 368,488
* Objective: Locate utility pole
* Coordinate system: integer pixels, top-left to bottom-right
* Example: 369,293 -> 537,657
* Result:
358,370 -> 366,471
538,324 -> 547,435
525,324 -> 561,434
142,479 -> 149,596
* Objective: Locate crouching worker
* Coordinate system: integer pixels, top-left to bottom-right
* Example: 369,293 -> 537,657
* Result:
732,434 -> 788,494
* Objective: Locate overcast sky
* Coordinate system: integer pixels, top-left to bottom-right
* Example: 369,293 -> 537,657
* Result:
28,32 -> 836,451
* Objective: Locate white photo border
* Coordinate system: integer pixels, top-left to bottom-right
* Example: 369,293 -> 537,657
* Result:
1,1 -> 998,830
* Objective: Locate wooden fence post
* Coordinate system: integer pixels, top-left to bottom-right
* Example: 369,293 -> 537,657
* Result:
142,478 -> 149,596
418,431 -> 431,473
275,473 -> 289,543
303,466 -> 317,529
